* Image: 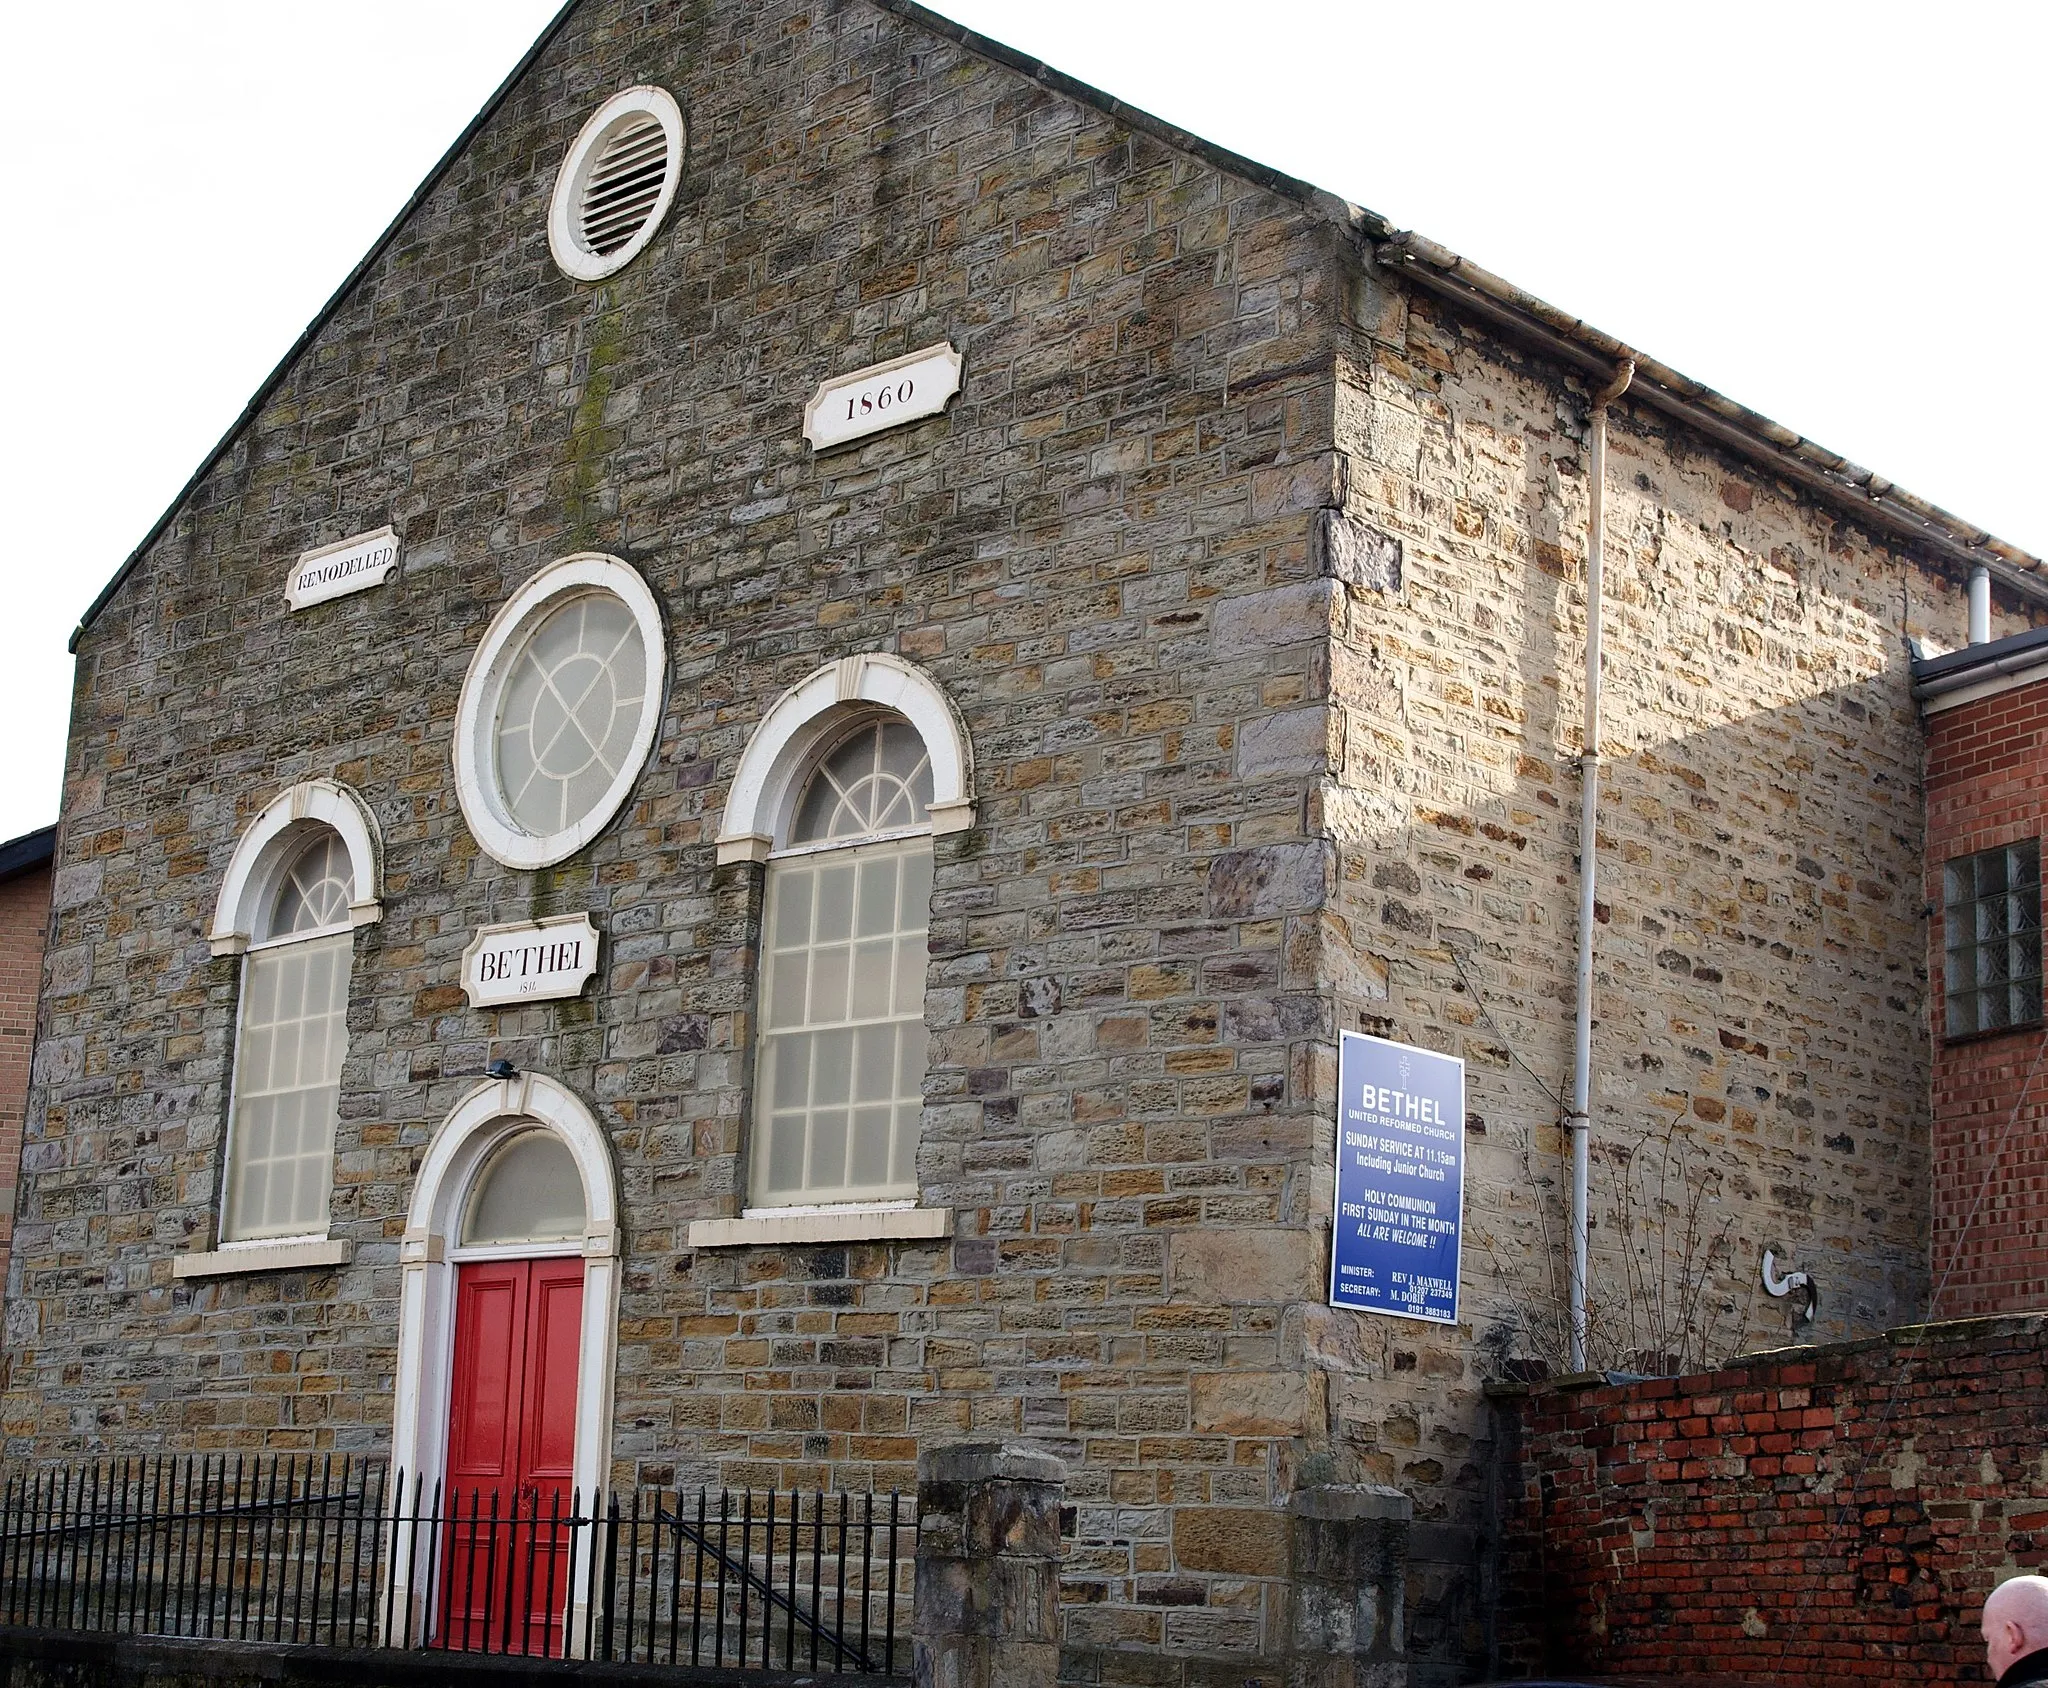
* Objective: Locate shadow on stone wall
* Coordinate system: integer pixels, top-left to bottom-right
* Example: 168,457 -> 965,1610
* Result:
1312,661 -> 1935,1684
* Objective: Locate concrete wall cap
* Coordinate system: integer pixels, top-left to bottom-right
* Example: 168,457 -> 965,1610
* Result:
918,1441 -> 1067,1486
1287,1484 -> 1413,1522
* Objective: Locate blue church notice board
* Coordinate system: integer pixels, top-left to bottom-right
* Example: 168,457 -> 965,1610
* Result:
1329,1032 -> 1466,1325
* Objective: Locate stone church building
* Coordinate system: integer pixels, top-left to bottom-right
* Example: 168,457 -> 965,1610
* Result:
8,0 -> 2042,1679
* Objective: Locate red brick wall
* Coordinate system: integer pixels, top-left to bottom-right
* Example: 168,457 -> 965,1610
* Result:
1497,1317 -> 2048,1685
1925,676 -> 2048,1317
0,862 -> 50,1289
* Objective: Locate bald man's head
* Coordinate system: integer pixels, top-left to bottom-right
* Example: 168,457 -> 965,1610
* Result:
1983,1576 -> 2048,1678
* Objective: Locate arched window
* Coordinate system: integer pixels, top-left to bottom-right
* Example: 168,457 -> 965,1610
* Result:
223,827 -> 356,1242
462,1129 -> 587,1246
753,716 -> 936,1207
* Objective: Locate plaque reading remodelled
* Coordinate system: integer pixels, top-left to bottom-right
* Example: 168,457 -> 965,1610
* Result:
802,343 -> 962,452
461,914 -> 601,1008
285,526 -> 401,612
1329,1032 -> 1465,1325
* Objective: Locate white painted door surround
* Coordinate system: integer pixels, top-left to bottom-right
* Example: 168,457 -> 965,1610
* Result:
388,1072 -> 620,1646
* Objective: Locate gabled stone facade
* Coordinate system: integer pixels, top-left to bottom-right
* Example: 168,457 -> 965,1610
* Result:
6,2 -> 2037,1682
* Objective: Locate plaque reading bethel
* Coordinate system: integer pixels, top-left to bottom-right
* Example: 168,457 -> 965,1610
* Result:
461,913 -> 601,1008
802,343 -> 962,452
285,526 -> 401,613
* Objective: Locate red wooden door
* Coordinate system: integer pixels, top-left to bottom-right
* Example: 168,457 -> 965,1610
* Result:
444,1257 -> 584,1655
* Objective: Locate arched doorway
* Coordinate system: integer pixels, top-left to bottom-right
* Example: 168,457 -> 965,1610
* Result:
443,1130 -> 585,1651
391,1074 -> 620,1652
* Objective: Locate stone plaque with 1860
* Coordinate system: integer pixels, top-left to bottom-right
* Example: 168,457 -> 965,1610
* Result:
802,343 -> 962,452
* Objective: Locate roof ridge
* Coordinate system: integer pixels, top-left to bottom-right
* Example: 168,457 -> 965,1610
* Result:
0,824 -> 57,885
866,0 -> 1390,240
876,1 -> 2042,598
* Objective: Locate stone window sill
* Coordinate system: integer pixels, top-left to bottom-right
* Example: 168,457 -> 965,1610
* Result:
171,1237 -> 354,1279
687,1207 -> 953,1249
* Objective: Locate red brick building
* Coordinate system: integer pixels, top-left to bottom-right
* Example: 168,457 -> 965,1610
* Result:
0,826 -> 55,1298
1916,628 -> 2048,1317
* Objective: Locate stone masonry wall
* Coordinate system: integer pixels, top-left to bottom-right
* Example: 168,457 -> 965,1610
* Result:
5,0 -> 1348,1678
1287,270 -> 2032,1667
0,860 -> 51,1301
3,2 -> 2030,1685
1497,1315 -> 2048,1685
1923,675 -> 2048,1317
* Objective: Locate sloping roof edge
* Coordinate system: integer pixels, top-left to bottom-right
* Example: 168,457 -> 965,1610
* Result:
0,825 -> 57,886
867,0 -> 1386,237
1910,625 -> 2048,700
1377,235 -> 2048,604
71,0 -> 2044,651
67,0 -> 586,655
877,0 -> 2045,604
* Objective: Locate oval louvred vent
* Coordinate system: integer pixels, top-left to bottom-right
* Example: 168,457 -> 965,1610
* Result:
548,87 -> 684,282
579,116 -> 670,256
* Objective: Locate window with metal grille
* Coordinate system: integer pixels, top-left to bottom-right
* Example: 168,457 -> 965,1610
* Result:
579,118 -> 667,255
1944,838 -> 2043,1039
547,87 -> 684,283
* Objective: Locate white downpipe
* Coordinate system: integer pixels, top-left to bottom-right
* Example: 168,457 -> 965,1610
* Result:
1568,361 -> 1634,1373
1970,565 -> 1992,645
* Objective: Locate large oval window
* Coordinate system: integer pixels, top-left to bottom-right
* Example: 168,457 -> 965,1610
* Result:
454,554 -> 666,869
463,1130 -> 586,1247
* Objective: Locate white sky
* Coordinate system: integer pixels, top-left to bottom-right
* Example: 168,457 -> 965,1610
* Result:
1,2 -> 2041,843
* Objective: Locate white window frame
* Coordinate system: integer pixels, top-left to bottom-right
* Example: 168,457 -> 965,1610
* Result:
207,780 -> 382,958
547,86 -> 686,283
453,553 -> 667,870
692,655 -> 972,1250
178,784 -> 382,1279
751,812 -> 933,1210
455,1127 -> 589,1257
217,920 -> 354,1247
714,653 -> 974,864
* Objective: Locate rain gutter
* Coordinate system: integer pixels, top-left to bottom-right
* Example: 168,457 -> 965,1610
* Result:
1376,233 -> 2048,608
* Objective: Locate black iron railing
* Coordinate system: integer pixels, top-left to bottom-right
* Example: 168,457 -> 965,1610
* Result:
0,1457 -> 913,1674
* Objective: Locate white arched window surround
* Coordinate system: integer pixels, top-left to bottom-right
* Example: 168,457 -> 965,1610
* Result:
207,780 -> 382,958
390,1072 -> 621,1645
714,653 -> 974,865
170,780 -> 381,1276
688,653 -> 963,1251
454,553 -> 668,871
